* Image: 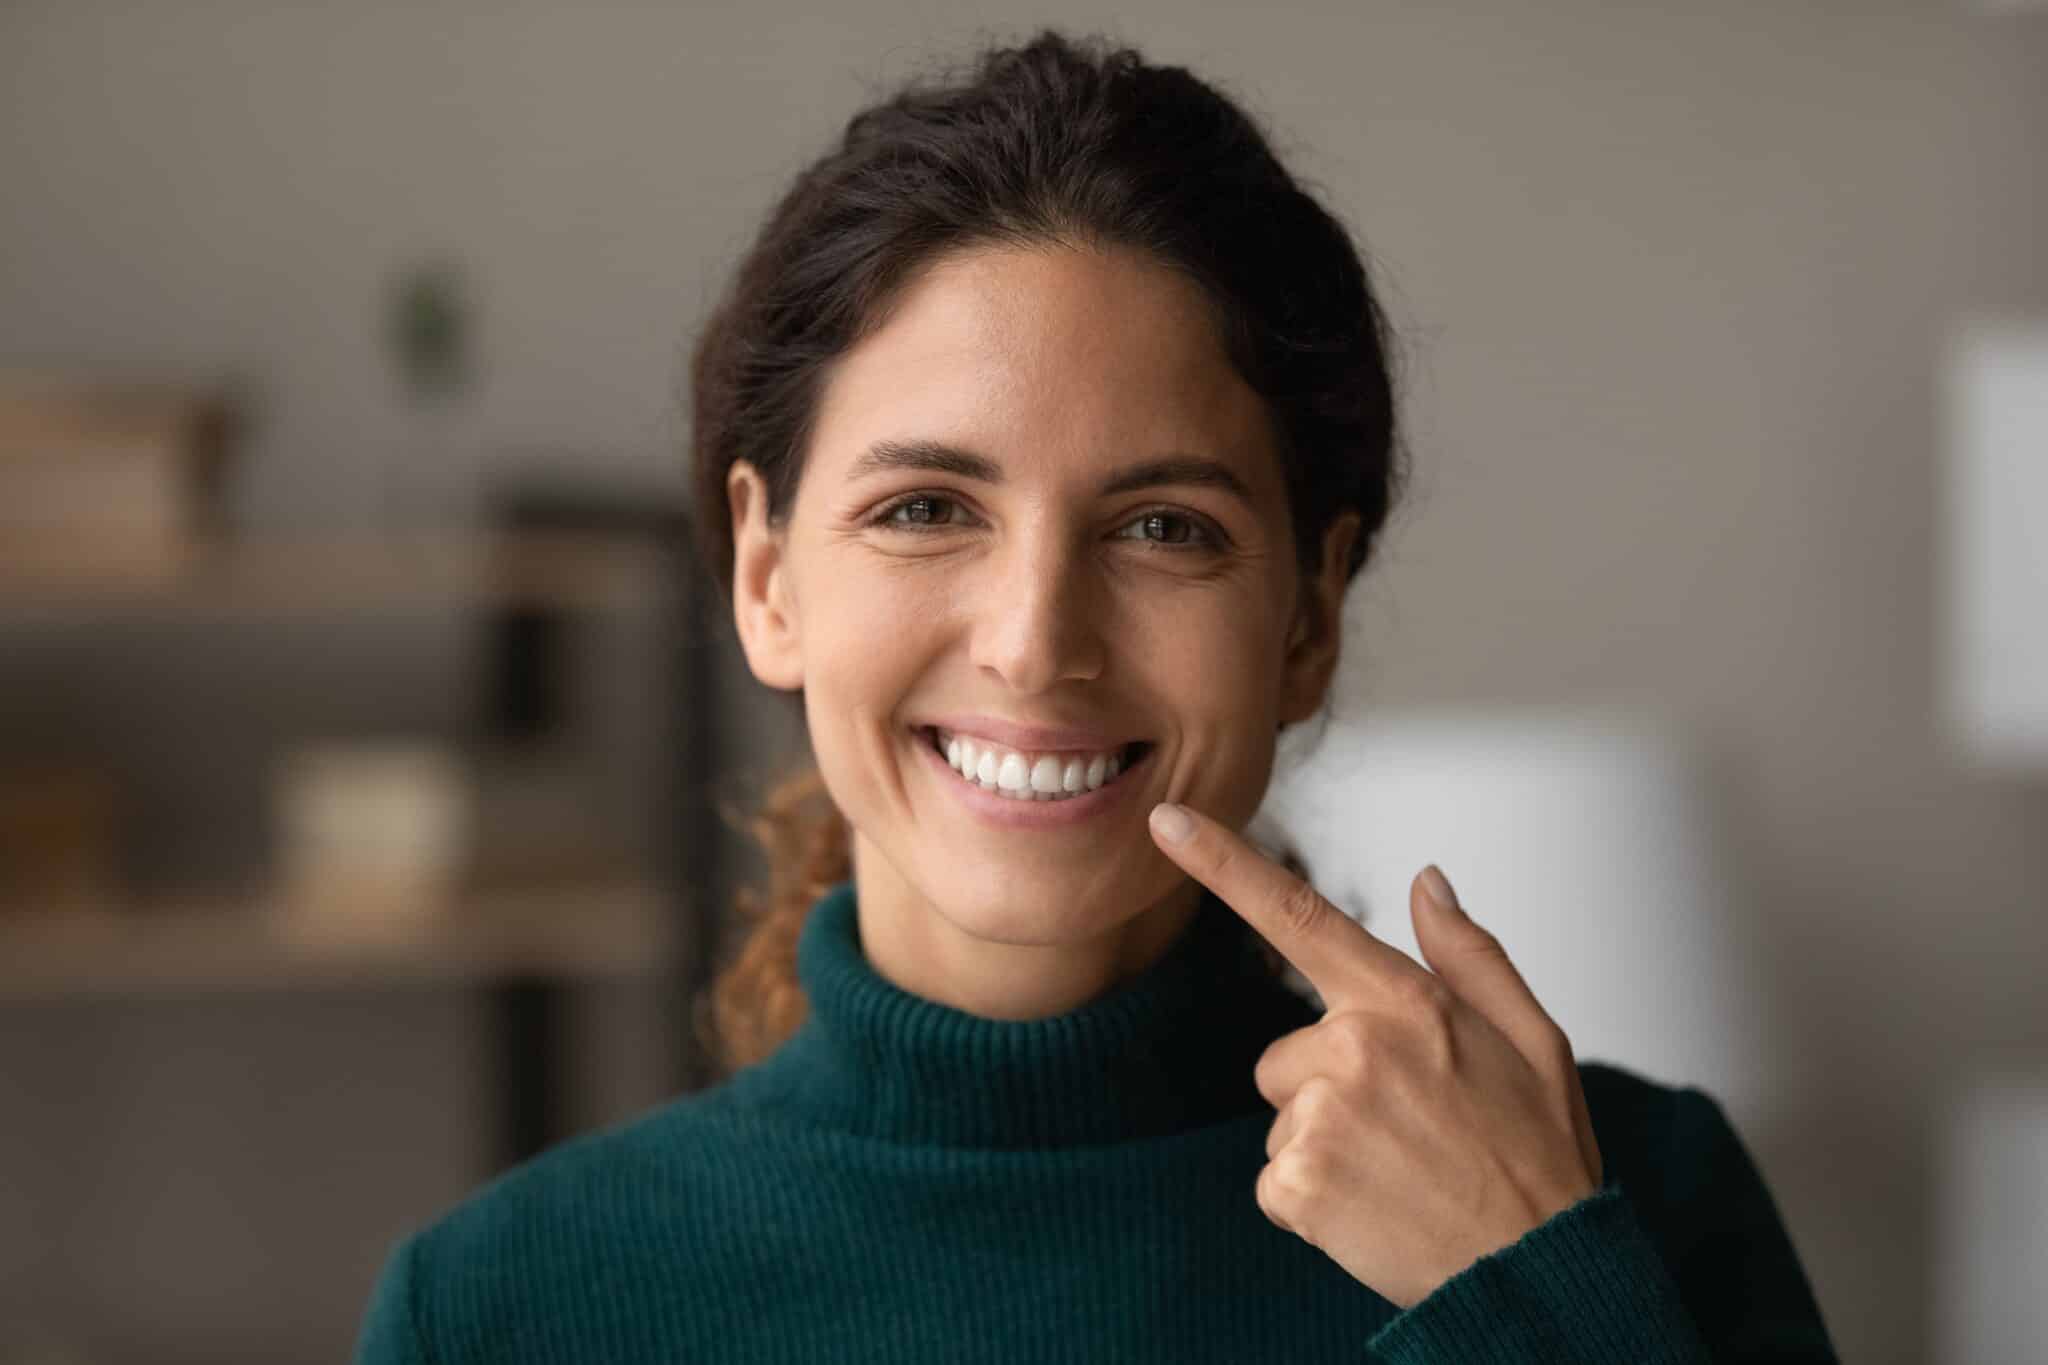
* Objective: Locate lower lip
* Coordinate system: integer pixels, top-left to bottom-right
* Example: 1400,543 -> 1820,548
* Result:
914,730 -> 1151,830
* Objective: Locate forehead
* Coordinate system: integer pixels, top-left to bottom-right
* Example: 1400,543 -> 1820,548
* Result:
805,243 -> 1281,494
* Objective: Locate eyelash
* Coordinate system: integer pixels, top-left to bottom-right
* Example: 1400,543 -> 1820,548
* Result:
867,493 -> 1224,551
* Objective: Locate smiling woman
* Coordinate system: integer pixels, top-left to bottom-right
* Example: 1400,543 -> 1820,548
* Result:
693,46 -> 1397,1044
714,236 -> 1366,1024
353,28 -> 1838,1365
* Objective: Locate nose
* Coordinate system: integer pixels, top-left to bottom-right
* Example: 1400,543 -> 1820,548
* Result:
968,524 -> 1106,693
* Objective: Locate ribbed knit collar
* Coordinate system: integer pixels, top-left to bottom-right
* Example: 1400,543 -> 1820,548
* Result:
741,880 -> 1321,1150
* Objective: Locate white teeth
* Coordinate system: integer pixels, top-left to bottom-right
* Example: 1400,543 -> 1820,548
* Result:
932,728 -> 1139,802
996,753 -> 1029,791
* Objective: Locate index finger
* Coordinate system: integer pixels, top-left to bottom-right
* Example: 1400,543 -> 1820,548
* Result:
1147,801 -> 1427,1007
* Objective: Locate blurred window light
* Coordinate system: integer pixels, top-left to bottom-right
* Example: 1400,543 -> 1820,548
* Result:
1933,1068 -> 2048,1364
1939,320 -> 2048,776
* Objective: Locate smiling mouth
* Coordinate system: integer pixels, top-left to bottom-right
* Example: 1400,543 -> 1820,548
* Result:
917,724 -> 1155,802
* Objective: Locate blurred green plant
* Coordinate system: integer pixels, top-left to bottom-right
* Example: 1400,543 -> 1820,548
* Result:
385,257 -> 472,403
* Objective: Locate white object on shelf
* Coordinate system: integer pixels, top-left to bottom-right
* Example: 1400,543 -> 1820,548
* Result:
1939,319 -> 2048,776
1257,704 -> 1782,1116
272,741 -> 472,945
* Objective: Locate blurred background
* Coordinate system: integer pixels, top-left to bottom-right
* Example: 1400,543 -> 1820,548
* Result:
1,1 -> 2043,1361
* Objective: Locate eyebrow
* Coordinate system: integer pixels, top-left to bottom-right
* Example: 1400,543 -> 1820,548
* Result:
848,438 -> 1255,505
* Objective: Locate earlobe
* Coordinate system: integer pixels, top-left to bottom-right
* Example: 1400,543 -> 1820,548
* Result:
727,460 -> 805,692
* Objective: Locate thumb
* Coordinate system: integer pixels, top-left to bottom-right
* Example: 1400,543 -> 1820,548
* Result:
1409,865 -> 1546,1055
1411,865 -> 1604,1186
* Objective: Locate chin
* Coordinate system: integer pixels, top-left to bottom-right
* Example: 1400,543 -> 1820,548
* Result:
920,861 -> 1168,948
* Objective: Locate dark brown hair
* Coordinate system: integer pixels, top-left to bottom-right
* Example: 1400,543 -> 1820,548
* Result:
687,29 -> 1408,1076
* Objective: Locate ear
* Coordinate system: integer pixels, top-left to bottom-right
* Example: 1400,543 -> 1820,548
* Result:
727,460 -> 805,692
1278,511 -> 1358,726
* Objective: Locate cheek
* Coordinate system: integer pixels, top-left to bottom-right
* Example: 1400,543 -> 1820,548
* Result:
1131,586 -> 1293,713
796,550 -> 946,666
795,569 -> 947,750
1133,590 -> 1290,800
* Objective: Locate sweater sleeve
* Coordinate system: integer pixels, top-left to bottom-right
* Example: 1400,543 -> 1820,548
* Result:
1365,1086 -> 1839,1363
353,1233 -> 435,1365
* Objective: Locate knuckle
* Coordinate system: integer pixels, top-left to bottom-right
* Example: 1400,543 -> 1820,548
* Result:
1421,1012 -> 1458,1073
1266,1148 -> 1315,1208
1330,1011 -> 1376,1078
1464,934 -> 1511,977
1395,972 -> 1452,1020
1461,921 -> 1505,957
1252,1053 -> 1282,1105
1396,988 -> 1457,1072
1256,1161 -> 1297,1231
1274,880 -> 1329,939
1293,1073 -> 1338,1126
1543,1024 -> 1578,1075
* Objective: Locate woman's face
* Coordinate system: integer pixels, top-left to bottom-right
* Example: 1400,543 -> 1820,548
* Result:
729,243 -> 1352,955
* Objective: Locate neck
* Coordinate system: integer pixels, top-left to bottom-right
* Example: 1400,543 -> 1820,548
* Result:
849,830 -> 1208,1019
745,874 -> 1319,1147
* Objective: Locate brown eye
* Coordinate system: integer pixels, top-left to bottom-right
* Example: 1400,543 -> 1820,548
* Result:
1144,513 -> 1188,544
1114,510 -> 1211,548
880,495 -> 961,527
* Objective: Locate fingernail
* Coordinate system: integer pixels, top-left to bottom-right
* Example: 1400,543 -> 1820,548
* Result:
1421,864 -> 1461,917
1150,802 -> 1194,844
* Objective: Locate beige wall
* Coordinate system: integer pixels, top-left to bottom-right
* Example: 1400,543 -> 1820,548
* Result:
3,2 -> 2044,1361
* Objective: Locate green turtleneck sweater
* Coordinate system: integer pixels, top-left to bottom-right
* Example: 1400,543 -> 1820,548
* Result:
353,881 -> 1838,1362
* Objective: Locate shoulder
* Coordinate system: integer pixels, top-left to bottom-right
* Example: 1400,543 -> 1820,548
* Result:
1570,1067 -> 1837,1354
1573,1060 -> 1786,1259
1575,1059 -> 1739,1190
1576,1056 -> 1700,1142
1576,1058 -> 1753,1164
353,1083 -> 764,1363
410,1080 -> 760,1258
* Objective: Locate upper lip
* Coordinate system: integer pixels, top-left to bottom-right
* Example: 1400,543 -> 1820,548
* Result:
919,715 -> 1143,754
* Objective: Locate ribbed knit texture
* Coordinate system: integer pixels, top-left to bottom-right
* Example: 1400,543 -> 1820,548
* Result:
354,880 -> 1839,1362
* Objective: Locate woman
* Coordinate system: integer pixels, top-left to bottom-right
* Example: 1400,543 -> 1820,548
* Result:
355,30 -> 1837,1362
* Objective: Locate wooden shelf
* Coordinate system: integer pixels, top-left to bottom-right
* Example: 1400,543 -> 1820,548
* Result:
0,529 -> 675,621
0,881 -> 682,1002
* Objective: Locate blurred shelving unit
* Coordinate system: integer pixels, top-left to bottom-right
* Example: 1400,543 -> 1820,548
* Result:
0,879 -> 678,1002
0,527 -> 674,620
0,517 -> 722,1173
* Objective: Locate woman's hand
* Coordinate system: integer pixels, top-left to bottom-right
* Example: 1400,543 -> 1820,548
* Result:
1147,801 -> 1605,1311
